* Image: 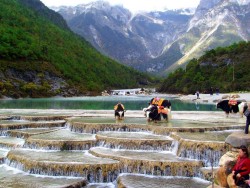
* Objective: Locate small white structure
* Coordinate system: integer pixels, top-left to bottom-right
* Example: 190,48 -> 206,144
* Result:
111,89 -> 139,95
110,88 -> 155,96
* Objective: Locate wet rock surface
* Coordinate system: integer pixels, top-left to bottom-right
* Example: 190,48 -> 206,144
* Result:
24,129 -> 96,150
0,109 -> 248,187
0,164 -> 87,188
96,131 -> 173,150
7,127 -> 62,138
117,174 -> 211,188
225,131 -> 250,148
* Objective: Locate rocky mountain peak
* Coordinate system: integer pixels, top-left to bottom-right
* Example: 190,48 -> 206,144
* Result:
229,0 -> 250,5
188,0 -> 250,31
55,0 -> 250,74
197,0 -> 222,11
55,1 -> 131,23
196,0 -> 249,12
78,0 -> 115,14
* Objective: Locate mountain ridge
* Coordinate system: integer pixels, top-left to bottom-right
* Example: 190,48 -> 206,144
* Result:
55,1 -> 193,72
54,0 -> 250,74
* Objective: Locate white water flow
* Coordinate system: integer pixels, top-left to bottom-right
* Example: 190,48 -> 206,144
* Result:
0,109 -> 246,187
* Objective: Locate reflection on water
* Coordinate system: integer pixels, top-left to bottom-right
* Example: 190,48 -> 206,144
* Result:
90,147 -> 187,161
85,183 -> 115,188
28,129 -> 95,140
0,164 -> 86,188
71,117 -> 232,128
118,174 -> 211,188
0,96 -> 218,111
176,130 -> 241,141
10,128 -> 60,134
97,131 -> 171,140
0,136 -> 25,145
0,120 -> 30,124
8,149 -> 118,164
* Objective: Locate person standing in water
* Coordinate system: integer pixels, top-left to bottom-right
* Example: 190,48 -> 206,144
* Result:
196,91 -> 200,99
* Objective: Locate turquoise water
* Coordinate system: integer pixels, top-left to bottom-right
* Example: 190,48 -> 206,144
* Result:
0,96 -> 217,111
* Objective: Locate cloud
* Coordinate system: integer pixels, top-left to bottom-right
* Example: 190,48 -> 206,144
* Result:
41,0 -> 200,12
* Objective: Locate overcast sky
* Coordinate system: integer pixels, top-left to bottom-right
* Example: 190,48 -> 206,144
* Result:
40,0 -> 200,12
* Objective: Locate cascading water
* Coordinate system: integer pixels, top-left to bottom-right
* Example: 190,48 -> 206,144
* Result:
0,110 -> 245,187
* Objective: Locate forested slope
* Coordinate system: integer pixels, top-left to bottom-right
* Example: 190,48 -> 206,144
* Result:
0,0 -> 153,98
158,41 -> 250,94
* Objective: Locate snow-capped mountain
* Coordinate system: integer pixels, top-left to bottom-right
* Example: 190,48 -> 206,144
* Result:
161,0 -> 250,73
53,0 -> 250,74
54,1 -> 192,71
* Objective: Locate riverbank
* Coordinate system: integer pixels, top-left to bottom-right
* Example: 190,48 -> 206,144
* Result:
175,92 -> 250,104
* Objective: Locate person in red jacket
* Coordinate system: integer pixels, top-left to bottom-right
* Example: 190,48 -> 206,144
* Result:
227,145 -> 250,187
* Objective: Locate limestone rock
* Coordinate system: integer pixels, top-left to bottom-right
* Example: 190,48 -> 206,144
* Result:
216,151 -> 237,188
219,151 -> 237,166
207,184 -> 224,188
225,132 -> 250,148
216,166 -> 228,187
